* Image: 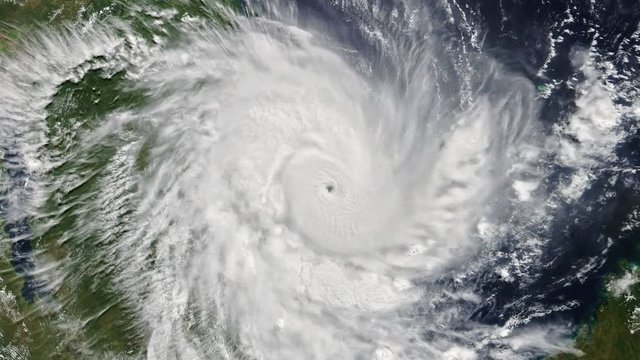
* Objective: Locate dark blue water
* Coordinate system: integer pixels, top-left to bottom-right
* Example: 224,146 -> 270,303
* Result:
2,149 -> 40,302
446,0 -> 640,327
2,0 -> 638,344
286,0 -> 640,332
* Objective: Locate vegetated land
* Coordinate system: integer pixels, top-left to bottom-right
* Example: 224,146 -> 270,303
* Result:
551,265 -> 640,360
1,2 -> 639,360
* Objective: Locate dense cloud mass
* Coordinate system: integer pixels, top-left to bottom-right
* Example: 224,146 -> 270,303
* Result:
1,0 -> 639,359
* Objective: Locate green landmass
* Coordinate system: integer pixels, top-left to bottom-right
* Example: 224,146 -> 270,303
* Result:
551,265 -> 640,360
1,1 -> 639,359
0,1 -> 238,358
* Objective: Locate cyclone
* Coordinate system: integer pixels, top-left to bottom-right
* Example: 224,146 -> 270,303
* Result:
120,13 -> 537,360
1,0 -> 639,360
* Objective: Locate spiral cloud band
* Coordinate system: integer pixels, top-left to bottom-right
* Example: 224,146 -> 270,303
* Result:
118,19 -> 535,359
2,0 -> 624,358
